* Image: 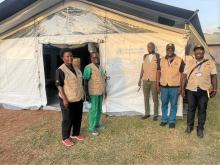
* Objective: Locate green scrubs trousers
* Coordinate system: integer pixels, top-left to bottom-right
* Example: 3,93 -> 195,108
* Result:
89,95 -> 103,132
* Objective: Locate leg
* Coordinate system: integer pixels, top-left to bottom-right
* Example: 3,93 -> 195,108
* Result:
143,81 -> 151,116
168,88 -> 179,124
95,95 -> 103,127
60,99 -> 71,140
197,89 -> 208,131
160,87 -> 169,123
71,100 -> 83,136
151,81 -> 159,117
187,90 -> 197,129
89,95 -> 99,132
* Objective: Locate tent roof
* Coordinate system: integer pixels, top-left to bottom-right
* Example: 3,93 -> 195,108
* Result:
0,0 -> 204,40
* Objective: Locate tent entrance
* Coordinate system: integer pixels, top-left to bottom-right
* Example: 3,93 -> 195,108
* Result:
42,43 -> 93,108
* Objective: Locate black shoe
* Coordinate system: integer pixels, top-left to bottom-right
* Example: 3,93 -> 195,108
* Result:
141,115 -> 150,120
169,123 -> 175,129
197,129 -> 204,138
153,116 -> 158,121
160,122 -> 167,127
185,126 -> 193,134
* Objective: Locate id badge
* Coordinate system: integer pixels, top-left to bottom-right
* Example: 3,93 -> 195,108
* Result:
196,72 -> 202,77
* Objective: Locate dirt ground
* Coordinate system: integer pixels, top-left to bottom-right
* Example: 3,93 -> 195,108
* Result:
0,109 -> 59,164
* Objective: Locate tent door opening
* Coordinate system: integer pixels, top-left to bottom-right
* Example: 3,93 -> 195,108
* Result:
42,43 -> 98,108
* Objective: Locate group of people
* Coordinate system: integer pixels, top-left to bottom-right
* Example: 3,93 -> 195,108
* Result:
139,42 -> 217,137
56,49 -> 106,147
55,42 -> 218,147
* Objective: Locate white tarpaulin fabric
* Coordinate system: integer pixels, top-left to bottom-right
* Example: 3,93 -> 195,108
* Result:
0,38 -> 46,109
99,33 -> 187,116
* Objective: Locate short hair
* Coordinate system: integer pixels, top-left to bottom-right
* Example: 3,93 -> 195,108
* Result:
194,45 -> 205,51
59,48 -> 72,59
147,42 -> 155,48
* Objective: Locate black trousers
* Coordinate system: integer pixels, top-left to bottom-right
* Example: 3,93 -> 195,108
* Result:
187,89 -> 209,130
59,98 -> 83,140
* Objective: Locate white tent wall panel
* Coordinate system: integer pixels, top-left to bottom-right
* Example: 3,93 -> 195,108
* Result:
0,38 -> 46,109
100,33 -> 187,116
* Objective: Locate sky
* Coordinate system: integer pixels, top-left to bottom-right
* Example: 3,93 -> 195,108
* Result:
0,0 -> 219,33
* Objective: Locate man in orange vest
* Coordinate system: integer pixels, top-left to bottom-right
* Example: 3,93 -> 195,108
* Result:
83,52 -> 106,136
181,45 -> 217,138
138,42 -> 160,120
157,43 -> 185,128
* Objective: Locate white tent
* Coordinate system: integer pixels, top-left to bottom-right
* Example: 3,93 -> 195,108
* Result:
0,0 -> 208,116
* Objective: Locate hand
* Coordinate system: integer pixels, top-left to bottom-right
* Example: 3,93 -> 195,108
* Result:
210,91 -> 217,98
138,80 -> 142,87
86,95 -> 90,102
178,87 -> 184,97
180,88 -> 185,97
156,84 -> 160,94
63,99 -> 69,108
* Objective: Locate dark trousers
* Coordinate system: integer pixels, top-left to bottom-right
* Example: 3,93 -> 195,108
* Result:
187,89 -> 209,130
59,98 -> 83,140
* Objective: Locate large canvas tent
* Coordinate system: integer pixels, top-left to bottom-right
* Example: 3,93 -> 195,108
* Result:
0,0 -> 208,116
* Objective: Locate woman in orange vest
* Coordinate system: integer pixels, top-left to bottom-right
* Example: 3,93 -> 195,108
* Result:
55,48 -> 84,147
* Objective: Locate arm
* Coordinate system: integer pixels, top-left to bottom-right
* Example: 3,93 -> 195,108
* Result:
156,70 -> 161,93
210,74 -> 218,97
179,60 -> 185,95
210,63 -> 218,98
138,64 -> 144,87
83,66 -> 92,101
57,86 -> 69,108
180,74 -> 187,97
156,57 -> 161,93
138,55 -> 147,87
55,69 -> 68,108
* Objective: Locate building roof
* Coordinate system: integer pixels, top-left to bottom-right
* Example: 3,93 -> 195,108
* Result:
0,0 -> 205,40
205,33 -> 220,45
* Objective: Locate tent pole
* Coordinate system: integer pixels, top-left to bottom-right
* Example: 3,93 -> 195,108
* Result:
185,10 -> 199,23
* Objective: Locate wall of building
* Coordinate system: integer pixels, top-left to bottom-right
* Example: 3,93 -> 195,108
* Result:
209,45 -> 220,64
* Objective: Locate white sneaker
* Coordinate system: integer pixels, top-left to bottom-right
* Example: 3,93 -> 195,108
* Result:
92,131 -> 99,136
